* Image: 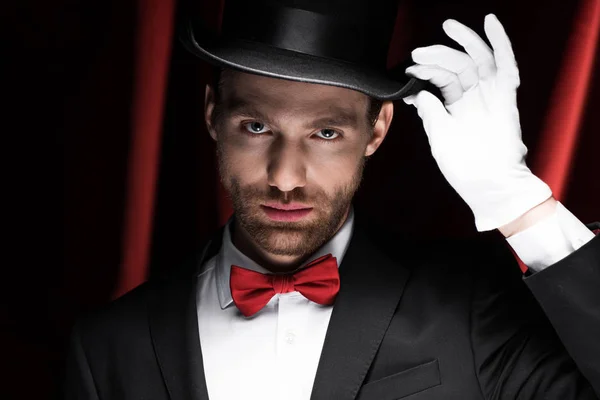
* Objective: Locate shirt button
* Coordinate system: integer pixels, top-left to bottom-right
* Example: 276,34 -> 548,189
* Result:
285,331 -> 296,345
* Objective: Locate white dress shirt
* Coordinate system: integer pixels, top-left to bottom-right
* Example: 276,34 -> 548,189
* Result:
195,204 -> 593,399
506,201 -> 595,271
196,210 -> 355,400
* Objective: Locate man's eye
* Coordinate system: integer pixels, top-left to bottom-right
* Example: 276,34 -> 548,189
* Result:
243,122 -> 268,134
315,129 -> 340,140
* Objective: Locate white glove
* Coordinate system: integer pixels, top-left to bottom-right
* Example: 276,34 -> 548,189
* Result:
404,14 -> 552,232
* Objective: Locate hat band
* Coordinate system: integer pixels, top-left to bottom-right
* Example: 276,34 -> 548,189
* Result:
221,3 -> 391,69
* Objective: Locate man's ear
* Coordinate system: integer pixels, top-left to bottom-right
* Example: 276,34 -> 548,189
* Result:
204,84 -> 218,141
364,101 -> 393,157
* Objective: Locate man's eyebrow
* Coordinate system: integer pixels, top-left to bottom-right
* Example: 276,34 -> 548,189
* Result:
305,111 -> 360,129
223,95 -> 361,128
223,96 -> 272,123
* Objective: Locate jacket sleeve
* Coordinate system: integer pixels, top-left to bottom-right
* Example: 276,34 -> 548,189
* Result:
469,228 -> 599,399
523,229 -> 600,394
64,322 -> 100,400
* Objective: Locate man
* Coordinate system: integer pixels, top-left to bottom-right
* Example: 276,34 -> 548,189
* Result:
65,0 -> 600,399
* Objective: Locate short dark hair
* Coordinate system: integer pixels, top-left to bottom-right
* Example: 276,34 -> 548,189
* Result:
367,97 -> 383,127
211,67 -> 383,129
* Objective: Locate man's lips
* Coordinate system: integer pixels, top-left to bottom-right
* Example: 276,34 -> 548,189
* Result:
260,203 -> 313,222
262,202 -> 312,211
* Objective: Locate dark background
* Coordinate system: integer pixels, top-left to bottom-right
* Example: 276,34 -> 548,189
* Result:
3,0 -> 598,398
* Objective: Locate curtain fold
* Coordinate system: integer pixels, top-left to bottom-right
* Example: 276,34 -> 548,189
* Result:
115,0 -> 177,299
532,0 -> 600,201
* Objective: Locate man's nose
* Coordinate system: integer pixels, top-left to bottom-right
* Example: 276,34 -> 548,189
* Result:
267,139 -> 307,192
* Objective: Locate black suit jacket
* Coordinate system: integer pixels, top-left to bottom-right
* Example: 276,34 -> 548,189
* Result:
65,222 -> 600,399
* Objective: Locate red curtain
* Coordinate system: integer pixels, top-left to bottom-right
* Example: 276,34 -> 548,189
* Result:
116,0 -> 600,295
115,0 -> 176,298
55,0 -> 600,284
532,0 -> 600,199
6,0 -> 600,398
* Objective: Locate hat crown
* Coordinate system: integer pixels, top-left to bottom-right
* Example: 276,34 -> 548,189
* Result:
220,0 -> 400,69
248,0 -> 399,20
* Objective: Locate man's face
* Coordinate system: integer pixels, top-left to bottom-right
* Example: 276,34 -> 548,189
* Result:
205,71 -> 391,260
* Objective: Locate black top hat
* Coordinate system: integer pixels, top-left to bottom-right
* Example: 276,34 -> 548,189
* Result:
180,0 -> 425,100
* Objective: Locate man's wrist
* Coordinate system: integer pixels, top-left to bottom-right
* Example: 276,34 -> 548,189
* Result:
498,196 -> 557,238
504,201 -> 595,271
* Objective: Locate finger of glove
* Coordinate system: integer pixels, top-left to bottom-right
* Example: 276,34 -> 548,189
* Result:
403,91 -> 450,144
411,45 -> 479,91
484,14 -> 520,87
442,19 -> 497,80
406,65 -> 464,105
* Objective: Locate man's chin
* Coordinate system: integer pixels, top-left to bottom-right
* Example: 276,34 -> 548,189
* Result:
255,228 -> 315,257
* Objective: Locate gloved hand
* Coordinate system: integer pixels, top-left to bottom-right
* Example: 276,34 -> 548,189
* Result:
404,14 -> 552,232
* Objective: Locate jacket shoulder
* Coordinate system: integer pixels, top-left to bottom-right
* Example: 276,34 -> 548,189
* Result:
75,242 -> 209,341
75,280 -> 158,342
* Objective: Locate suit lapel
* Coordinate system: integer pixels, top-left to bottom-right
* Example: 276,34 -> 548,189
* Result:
148,229 -> 224,400
147,222 -> 408,400
310,226 -> 411,400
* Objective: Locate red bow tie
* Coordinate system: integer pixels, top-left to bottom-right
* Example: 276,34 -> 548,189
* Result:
230,254 -> 340,317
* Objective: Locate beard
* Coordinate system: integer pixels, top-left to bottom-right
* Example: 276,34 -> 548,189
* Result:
218,149 -> 365,259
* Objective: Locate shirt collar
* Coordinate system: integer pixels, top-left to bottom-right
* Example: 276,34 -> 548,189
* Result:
215,208 -> 355,309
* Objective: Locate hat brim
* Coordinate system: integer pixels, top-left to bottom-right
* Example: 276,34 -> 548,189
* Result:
180,19 -> 425,101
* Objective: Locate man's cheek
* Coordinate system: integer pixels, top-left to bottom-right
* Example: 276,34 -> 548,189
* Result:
222,149 -> 266,180
310,158 -> 355,186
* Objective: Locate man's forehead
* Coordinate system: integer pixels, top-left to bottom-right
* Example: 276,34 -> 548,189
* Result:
220,71 -> 369,115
